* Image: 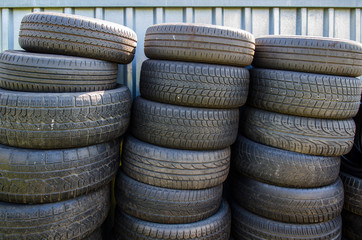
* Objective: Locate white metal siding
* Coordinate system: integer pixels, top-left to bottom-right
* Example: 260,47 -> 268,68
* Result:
1,3 -> 361,98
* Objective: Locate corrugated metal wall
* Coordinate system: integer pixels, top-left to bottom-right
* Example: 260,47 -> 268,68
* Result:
1,1 -> 362,98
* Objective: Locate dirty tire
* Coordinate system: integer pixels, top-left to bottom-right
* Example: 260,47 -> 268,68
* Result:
340,171 -> 362,215
0,50 -> 118,92
131,97 -> 239,150
144,23 -> 255,67
0,139 -> 120,204
231,173 -> 344,224
252,35 -> 362,77
0,185 -> 110,240
342,210 -> 362,240
232,135 -> 341,188
140,59 -> 250,108
19,12 -> 137,64
248,68 -> 362,119
0,85 -> 131,149
240,106 -> 356,156
114,199 -> 231,240
122,135 -> 230,190
230,200 -> 342,240
115,170 -> 223,224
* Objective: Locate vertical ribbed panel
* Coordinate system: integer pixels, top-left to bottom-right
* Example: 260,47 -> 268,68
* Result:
0,6 -> 361,98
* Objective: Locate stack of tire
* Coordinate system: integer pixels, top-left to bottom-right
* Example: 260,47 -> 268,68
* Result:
113,23 -> 255,239
341,102 -> 362,239
230,36 -> 362,239
0,12 -> 137,239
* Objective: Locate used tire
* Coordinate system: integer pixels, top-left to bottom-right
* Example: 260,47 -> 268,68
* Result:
231,173 -> 344,224
0,139 -> 120,204
114,199 -> 231,240
84,228 -> 102,240
122,135 -> 230,190
0,50 -> 118,92
240,106 -> 356,156
342,210 -> 362,240
140,59 -> 250,108
115,171 -> 223,224
144,23 -> 255,67
252,35 -> 362,77
232,134 -> 341,188
0,85 -> 131,149
131,97 -> 239,150
230,200 -> 342,240
248,68 -> 362,119
340,171 -> 362,216
19,12 -> 137,64
0,185 -> 110,240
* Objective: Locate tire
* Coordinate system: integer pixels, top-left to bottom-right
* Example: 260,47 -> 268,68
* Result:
19,12 -> 137,64
340,171 -> 362,216
231,134 -> 340,188
114,199 -> 231,240
0,139 -> 119,204
0,185 -> 110,240
342,210 -> 362,240
84,228 -> 102,240
230,200 -> 342,240
131,97 -> 239,150
0,85 -> 131,149
230,173 -> 344,224
252,35 -> 362,77
248,68 -> 362,119
240,106 -> 356,157
0,50 -> 118,92
115,170 -> 223,224
122,135 -> 230,190
341,155 -> 362,178
144,23 -> 255,67
140,59 -> 250,108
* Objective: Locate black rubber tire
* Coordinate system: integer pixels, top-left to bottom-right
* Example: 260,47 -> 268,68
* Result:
240,106 -> 356,157
342,210 -> 362,240
140,59 -> 250,108
115,170 -> 223,224
340,171 -> 362,216
0,139 -> 119,204
231,134 -> 341,188
19,12 -> 137,64
84,228 -> 103,240
144,23 -> 255,67
230,200 -> 342,240
0,50 -> 118,92
230,173 -> 344,224
122,135 -> 230,190
114,199 -> 231,240
131,97 -> 239,150
248,68 -> 362,119
252,35 -> 362,77
0,85 -> 131,149
0,185 -> 110,240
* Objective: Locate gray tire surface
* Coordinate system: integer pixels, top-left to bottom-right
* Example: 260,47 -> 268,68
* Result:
241,106 -> 356,156
0,50 -> 118,92
230,200 -> 342,240
145,23 -> 255,67
19,12 -> 137,64
253,35 -> 362,77
122,135 -> 230,190
231,173 -> 344,224
0,185 -> 110,240
115,171 -> 223,224
248,68 -> 362,119
140,59 -> 250,108
232,135 -> 341,188
114,199 -> 231,240
0,85 -> 131,149
340,171 -> 362,216
0,139 -> 119,204
131,97 -> 239,150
